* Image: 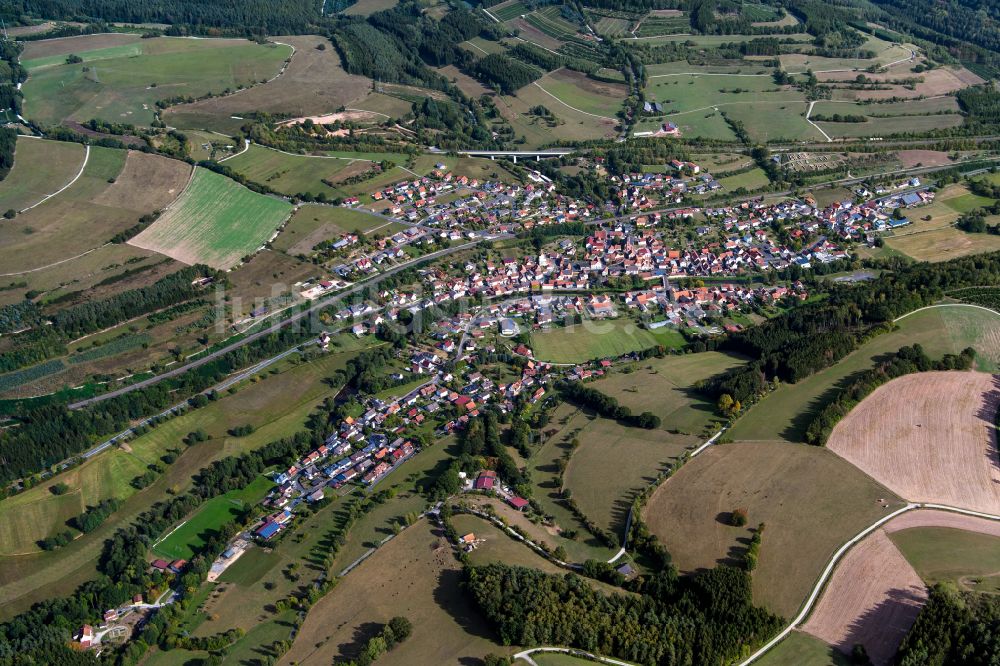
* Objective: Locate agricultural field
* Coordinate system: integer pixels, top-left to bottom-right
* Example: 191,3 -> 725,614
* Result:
778,36 -> 915,73
495,85 -> 620,147
727,304 -> 1000,442
756,631 -> 851,666
0,137 -> 86,213
130,167 -> 293,269
564,414 -> 699,536
884,183 -> 1000,261
800,529 -> 926,666
588,351 -> 743,435
222,144 -> 362,199
491,0 -> 530,21
282,520 -> 509,665
163,35 -> 370,133
887,512 -> 1000,591
0,146 -> 189,297
0,343 -> 372,618
533,69 -> 627,119
530,320 -> 685,363
717,167 -> 771,192
21,34 -> 291,126
642,441 -> 903,617
826,371 -> 1000,515
633,10 -> 688,37
273,204 -> 403,255
342,0 -> 400,16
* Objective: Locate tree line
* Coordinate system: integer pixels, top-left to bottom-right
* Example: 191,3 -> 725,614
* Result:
466,562 -> 783,665
560,380 -> 661,429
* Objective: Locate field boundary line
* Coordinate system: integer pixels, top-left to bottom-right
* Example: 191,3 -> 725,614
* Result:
531,80 -> 617,121
19,144 -> 90,213
893,302 -> 1000,323
805,101 -> 833,143
0,241 -> 110,277
739,502 -> 1000,665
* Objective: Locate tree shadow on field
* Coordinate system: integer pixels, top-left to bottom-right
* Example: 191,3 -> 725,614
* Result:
780,356 -> 897,442
977,377 -> 1000,472
838,585 -> 927,666
336,622 -> 383,660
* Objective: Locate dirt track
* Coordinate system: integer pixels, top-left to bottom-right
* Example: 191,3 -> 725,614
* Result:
827,371 -> 1000,514
801,529 -> 926,666
883,509 -> 1000,537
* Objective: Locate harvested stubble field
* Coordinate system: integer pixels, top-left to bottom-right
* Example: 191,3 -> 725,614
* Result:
642,441 -> 903,618
163,35 -> 370,134
800,529 -> 926,666
280,520 -> 507,665
22,35 -> 291,126
827,371 -> 1000,514
130,167 -> 292,270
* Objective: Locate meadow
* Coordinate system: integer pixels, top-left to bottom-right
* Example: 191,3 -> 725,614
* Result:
130,167 -> 293,269
890,527 -> 1000,591
22,35 -> 291,126
643,441 -> 903,618
0,137 -> 85,213
0,146 -> 189,295
163,35 -> 370,134
530,320 -> 685,363
283,520 -> 508,665
755,631 -> 851,666
152,475 -> 274,560
497,85 -> 619,147
727,304 -> 1000,442
588,351 -> 742,435
273,204 -> 403,255
534,69 -> 627,119
222,144 -> 359,198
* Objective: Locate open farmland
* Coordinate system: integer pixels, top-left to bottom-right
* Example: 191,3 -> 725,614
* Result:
222,144 -> 358,199
281,520 -> 508,666
800,529 -> 927,666
130,167 -> 292,269
162,35 -> 370,134
0,146 -> 189,279
0,137 -> 86,213
533,69 -> 627,119
727,305 -> 1000,442
22,35 -> 291,126
530,320 -> 685,363
887,511 -> 1000,591
495,85 -> 619,147
564,414 -> 699,536
642,441 -> 903,617
826,371 -> 1000,514
884,184 -> 1000,261
756,631 -> 851,666
588,351 -> 743,435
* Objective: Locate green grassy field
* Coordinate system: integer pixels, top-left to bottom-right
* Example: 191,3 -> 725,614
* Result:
526,403 -> 620,561
534,69 -> 627,118
564,414 -> 698,536
756,631 -> 850,666
130,167 -> 292,269
588,351 -> 742,435
643,441 -> 904,618
727,304 -> 1000,442
890,527 -> 1000,592
530,320 -> 685,363
152,475 -> 274,560
22,36 -> 290,126
718,167 -> 771,192
0,137 -> 86,213
273,204 -> 403,255
222,144 -> 359,199
216,546 -> 281,586
493,0 -> 530,21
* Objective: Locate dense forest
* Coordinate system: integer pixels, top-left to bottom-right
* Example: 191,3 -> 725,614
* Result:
8,0 -> 320,34
897,584 -> 1000,665
466,563 -> 782,665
